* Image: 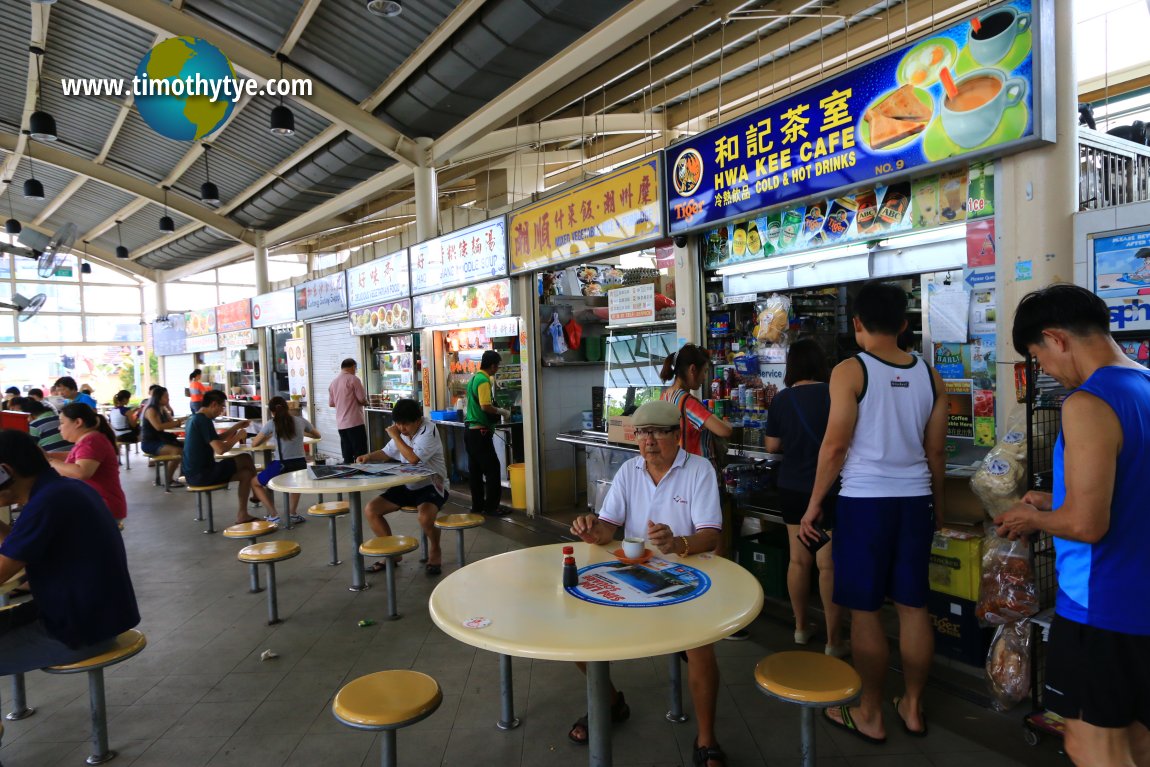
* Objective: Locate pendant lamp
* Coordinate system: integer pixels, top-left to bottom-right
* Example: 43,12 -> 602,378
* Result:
159,186 -> 175,232
23,139 -> 44,200
3,180 -> 21,235
80,240 -> 91,273
115,221 -> 129,259
199,145 -> 220,205
28,46 -> 56,142
269,55 -> 295,136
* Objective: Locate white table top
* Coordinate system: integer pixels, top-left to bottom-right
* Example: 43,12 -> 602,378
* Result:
267,467 -> 429,494
430,542 -> 764,662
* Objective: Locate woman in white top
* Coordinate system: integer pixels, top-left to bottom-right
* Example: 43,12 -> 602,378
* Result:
251,396 -> 321,522
108,390 -> 141,443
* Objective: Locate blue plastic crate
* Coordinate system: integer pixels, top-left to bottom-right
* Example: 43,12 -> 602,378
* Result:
430,409 -> 462,421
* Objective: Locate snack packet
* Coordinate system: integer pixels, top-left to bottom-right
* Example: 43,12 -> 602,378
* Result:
986,621 -> 1032,711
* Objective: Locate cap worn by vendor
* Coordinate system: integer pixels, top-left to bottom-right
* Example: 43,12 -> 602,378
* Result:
631,400 -> 680,429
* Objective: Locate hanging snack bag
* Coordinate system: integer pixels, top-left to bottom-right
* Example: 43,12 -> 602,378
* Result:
986,621 -> 1032,711
754,293 -> 791,344
970,410 -> 1028,519
976,532 -> 1039,625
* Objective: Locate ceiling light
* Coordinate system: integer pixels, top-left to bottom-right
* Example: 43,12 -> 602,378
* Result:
80,240 -> 91,273
28,47 -> 56,141
366,0 -> 402,18
269,55 -> 295,136
29,0 -> 58,5
199,145 -> 220,205
3,180 -> 21,235
22,139 -> 44,200
115,220 -> 128,259
159,186 -> 175,232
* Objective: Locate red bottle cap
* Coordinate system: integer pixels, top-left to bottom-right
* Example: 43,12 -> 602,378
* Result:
562,546 -> 573,555
563,556 -> 575,565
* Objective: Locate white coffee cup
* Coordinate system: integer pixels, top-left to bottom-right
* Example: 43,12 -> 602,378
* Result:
969,7 -> 1031,67
941,68 -> 1028,149
622,537 -> 645,559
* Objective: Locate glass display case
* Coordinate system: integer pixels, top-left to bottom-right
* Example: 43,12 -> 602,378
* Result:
442,327 -> 522,417
603,326 -> 675,417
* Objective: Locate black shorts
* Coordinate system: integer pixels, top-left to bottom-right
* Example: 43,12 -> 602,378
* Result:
187,457 -> 237,488
1045,614 -> 1150,728
777,486 -> 837,528
381,484 -> 449,510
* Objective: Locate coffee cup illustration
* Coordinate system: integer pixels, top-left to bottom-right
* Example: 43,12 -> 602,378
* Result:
969,7 -> 1031,66
941,69 -> 1027,149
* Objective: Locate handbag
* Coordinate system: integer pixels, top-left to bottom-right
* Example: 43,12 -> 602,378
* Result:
676,390 -> 729,474
257,434 -> 287,486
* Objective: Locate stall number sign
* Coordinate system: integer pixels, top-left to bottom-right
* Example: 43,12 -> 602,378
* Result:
608,284 -> 656,325
251,288 -> 296,328
347,249 -> 409,308
411,218 -> 507,295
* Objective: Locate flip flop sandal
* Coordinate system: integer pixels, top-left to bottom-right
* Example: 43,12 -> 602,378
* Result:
692,740 -> 727,767
822,705 -> 887,745
425,563 -> 442,576
365,561 -> 387,574
893,696 -> 928,737
567,692 -> 630,745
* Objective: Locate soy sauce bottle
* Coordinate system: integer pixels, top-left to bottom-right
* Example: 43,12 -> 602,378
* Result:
562,546 -> 578,588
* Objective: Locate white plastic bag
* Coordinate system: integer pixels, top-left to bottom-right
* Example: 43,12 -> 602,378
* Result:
970,410 -> 1028,518
986,621 -> 1032,711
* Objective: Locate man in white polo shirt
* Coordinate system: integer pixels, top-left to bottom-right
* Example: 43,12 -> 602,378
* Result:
570,399 -> 725,767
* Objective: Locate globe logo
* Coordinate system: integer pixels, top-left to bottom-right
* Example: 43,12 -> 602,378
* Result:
135,37 -> 236,141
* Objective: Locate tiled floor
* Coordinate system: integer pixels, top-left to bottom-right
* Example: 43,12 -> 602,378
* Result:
0,464 -> 1067,767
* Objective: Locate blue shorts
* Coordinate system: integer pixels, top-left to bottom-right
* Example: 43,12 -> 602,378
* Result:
382,483 -> 449,510
832,495 -> 935,611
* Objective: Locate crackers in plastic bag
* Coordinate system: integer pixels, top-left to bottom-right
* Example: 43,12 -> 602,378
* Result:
755,294 -> 790,344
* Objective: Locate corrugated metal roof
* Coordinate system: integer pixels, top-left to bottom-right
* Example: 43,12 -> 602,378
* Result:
1,152 -> 78,223
104,110 -> 191,185
0,3 -> 32,132
184,0 -> 306,54
136,227 -> 237,270
291,0 -> 462,102
42,179 -> 137,236
92,202 -> 195,255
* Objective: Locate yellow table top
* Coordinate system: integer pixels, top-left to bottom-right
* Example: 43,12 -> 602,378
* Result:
267,468 -> 428,495
430,543 -> 764,662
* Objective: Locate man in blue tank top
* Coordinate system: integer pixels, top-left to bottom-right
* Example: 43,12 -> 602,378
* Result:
998,284 -> 1150,766
801,281 -> 949,744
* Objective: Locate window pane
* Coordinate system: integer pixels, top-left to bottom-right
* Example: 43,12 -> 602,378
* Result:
83,262 -> 139,285
16,283 -> 81,312
84,285 -> 142,314
165,283 -> 217,310
17,314 -> 83,343
0,344 -> 143,398
85,316 -> 143,342
11,254 -> 75,280
217,262 -> 256,285
179,270 -> 216,284
217,284 -> 252,303
0,314 -> 13,343
267,258 -> 307,282
0,254 -> 10,279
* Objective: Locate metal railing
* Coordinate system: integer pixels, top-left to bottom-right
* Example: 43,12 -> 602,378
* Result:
1079,127 -> 1150,210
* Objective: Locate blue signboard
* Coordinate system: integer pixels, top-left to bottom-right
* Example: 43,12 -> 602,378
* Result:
666,0 -> 1050,234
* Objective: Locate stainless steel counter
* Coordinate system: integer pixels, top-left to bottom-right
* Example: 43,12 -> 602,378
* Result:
556,429 -> 639,454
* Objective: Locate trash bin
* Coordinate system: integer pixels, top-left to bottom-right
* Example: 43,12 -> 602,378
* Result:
509,462 -> 526,509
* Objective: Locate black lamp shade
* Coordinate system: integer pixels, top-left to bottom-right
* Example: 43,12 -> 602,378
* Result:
23,178 -> 44,200
159,214 -> 175,232
115,245 -> 129,259
29,110 -> 57,142
5,218 -> 21,235
269,104 -> 295,135
200,181 -> 220,205
80,262 -> 92,274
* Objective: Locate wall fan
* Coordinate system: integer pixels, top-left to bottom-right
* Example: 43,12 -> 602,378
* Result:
0,223 -> 77,278
0,292 -> 47,322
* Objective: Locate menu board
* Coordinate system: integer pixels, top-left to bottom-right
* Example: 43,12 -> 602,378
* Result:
215,299 -> 252,332
412,278 -> 511,328
411,218 -> 507,295
295,273 -> 347,322
349,298 -> 412,336
285,338 -> 309,399
185,333 -> 219,353
666,0 -> 1048,235
347,249 -> 409,308
607,284 -> 656,326
184,308 -> 216,337
251,288 -> 296,328
219,329 -> 255,348
152,313 -> 187,356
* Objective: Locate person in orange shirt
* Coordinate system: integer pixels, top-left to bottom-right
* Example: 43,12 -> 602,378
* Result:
188,369 -> 210,414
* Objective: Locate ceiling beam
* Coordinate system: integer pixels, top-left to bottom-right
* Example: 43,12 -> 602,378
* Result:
278,0 -> 322,56
0,4 -> 52,183
80,0 -> 420,166
15,219 -> 155,281
32,176 -> 85,226
449,114 -> 666,165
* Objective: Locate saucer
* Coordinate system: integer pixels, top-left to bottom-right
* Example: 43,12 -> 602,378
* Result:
613,548 -> 654,564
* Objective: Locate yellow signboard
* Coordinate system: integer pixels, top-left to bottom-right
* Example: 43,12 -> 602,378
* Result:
508,155 -> 663,274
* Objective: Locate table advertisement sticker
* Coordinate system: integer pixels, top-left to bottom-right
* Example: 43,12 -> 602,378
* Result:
349,298 -> 412,336
667,0 -> 1049,235
412,278 -> 511,328
251,288 -> 296,328
567,558 -> 712,608
295,273 -> 348,322
411,218 -> 507,296
215,299 -> 252,332
508,156 -> 664,274
347,249 -> 410,308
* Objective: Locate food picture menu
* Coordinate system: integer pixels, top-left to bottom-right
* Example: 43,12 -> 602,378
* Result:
412,279 -> 511,328
215,299 -> 252,333
349,299 -> 412,336
285,338 -> 309,399
185,308 -> 216,337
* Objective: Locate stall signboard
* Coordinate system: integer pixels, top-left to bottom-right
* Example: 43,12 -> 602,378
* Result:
215,299 -> 252,333
667,0 -> 1048,235
349,298 -> 412,336
607,284 -> 656,326
251,288 -> 296,328
295,273 -> 347,321
185,333 -> 219,353
508,156 -> 664,274
411,218 -> 507,295
347,249 -> 409,308
184,308 -> 216,337
152,314 -> 187,356
219,329 -> 255,348
701,156 -> 990,268
412,278 -> 512,328
1093,229 -> 1150,300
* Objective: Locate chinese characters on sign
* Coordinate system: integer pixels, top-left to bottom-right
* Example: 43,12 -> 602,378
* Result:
184,333 -> 219,353
219,329 -> 255,348
215,299 -> 252,333
411,218 -> 507,295
347,249 -> 410,309
412,279 -> 511,328
251,289 -> 296,328
349,299 -> 412,336
607,284 -> 656,326
294,273 -> 348,322
152,314 -> 187,356
508,156 -> 664,274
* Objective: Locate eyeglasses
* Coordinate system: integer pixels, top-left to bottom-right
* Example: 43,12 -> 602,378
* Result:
634,427 -> 678,439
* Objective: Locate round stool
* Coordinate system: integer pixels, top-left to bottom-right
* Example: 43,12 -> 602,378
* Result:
187,483 -> 229,533
359,536 -> 419,620
307,501 -> 349,566
45,630 -> 147,765
223,521 -> 278,593
754,651 -> 861,767
333,670 -> 441,767
143,454 -> 181,491
238,541 -> 301,625
434,513 -> 484,567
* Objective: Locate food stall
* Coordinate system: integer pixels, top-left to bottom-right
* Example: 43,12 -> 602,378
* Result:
215,298 -> 261,430
410,217 -> 521,489
183,309 -> 223,410
297,272 -> 350,460
346,247 -> 416,451
251,288 -> 299,406
507,154 -> 673,524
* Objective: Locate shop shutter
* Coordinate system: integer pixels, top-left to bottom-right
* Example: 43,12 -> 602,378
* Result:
309,318 -> 362,461
163,353 -> 195,415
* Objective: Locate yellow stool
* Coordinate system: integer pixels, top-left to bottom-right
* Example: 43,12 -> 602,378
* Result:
399,506 -> 429,563
307,501 -> 349,566
434,513 -> 484,567
238,541 -> 301,625
359,536 -> 419,620
187,483 -> 229,534
332,670 -> 441,767
44,630 -> 147,765
143,453 -> 181,491
223,521 -> 278,593
754,651 -> 861,767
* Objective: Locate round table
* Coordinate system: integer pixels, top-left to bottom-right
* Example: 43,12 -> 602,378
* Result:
429,542 -> 764,766
267,468 -> 430,591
